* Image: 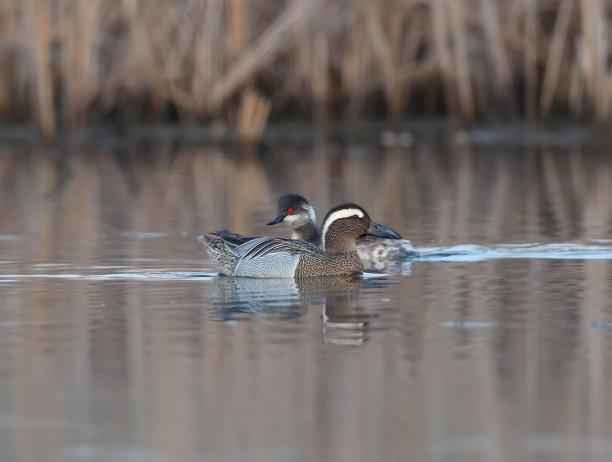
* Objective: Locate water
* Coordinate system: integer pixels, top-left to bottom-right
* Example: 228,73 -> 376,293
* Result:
1,138 -> 612,461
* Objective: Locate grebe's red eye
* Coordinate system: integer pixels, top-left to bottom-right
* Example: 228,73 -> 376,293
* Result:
287,208 -> 294,215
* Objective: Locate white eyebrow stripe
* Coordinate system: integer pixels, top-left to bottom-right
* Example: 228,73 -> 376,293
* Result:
321,208 -> 364,248
304,203 -> 316,224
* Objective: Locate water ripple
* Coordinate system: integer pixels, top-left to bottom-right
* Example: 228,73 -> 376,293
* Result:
415,241 -> 612,262
0,270 -> 214,281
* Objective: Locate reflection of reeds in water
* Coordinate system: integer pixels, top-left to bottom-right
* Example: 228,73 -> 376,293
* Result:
2,142 -> 612,248
3,1 -> 612,135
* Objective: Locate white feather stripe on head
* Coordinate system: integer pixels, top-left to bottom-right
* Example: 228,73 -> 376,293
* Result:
321,208 -> 364,248
304,203 -> 316,224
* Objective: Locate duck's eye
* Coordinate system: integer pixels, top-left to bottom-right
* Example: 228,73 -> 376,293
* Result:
352,214 -> 359,219
287,208 -> 294,215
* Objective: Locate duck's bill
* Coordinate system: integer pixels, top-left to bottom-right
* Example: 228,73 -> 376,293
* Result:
366,221 -> 401,239
266,215 -> 285,225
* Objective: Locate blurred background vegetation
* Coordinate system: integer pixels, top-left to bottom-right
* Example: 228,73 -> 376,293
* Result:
1,0 -> 611,139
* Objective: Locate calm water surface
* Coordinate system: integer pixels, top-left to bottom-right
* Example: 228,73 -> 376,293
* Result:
1,138 -> 612,461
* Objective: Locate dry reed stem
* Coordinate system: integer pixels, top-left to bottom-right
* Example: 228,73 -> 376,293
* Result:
580,0 -> 598,107
398,8 -> 424,110
524,0 -> 537,123
363,1 -> 401,117
342,14 -> 373,117
227,0 -> 247,57
294,6 -> 331,121
591,0 -> 608,122
431,0 -> 457,116
60,0 -> 99,127
540,0 -> 573,114
193,0 -> 225,110
480,0 -> 510,90
27,0 -> 55,135
0,4 -> 18,114
446,0 -> 473,120
311,31 -> 330,120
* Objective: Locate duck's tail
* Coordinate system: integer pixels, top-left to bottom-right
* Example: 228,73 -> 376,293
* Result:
197,234 -> 213,246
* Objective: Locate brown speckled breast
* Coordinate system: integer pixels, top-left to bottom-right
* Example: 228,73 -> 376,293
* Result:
295,251 -> 364,277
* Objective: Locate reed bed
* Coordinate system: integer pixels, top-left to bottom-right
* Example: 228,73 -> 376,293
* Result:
1,0 -> 611,136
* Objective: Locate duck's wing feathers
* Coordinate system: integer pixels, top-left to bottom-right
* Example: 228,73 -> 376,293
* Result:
230,237 -> 323,278
213,229 -> 256,248
229,237 -> 323,260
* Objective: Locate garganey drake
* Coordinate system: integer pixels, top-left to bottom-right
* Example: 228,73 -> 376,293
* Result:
267,194 -> 415,263
198,203 -> 400,278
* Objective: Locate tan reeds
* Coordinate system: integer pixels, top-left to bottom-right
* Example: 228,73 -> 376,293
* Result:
3,0 -> 612,136
209,0 -> 323,109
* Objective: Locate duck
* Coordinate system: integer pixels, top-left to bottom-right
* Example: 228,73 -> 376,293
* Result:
198,203 -> 400,278
267,194 -> 415,263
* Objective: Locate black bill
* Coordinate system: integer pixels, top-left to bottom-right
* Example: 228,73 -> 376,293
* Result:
366,221 -> 402,239
266,215 -> 285,225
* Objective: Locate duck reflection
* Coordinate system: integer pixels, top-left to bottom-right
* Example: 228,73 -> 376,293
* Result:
207,274 -> 375,345
298,275 -> 372,346
207,277 -> 308,321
